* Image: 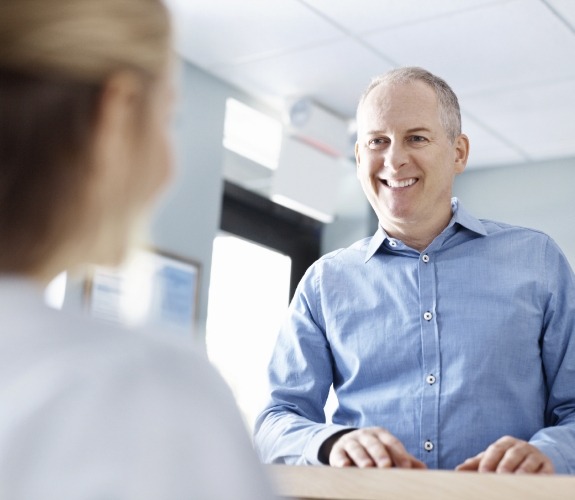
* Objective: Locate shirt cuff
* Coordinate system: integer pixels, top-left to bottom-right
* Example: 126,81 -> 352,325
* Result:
304,425 -> 356,465
530,440 -> 570,474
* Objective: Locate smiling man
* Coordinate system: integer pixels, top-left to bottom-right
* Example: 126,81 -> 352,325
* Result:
355,73 -> 468,252
254,67 -> 575,474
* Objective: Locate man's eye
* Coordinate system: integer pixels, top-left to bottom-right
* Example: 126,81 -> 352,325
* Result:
409,135 -> 428,143
368,138 -> 386,147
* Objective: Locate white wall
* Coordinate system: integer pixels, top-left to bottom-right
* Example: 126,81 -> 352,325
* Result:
321,159 -> 373,254
454,157 -> 575,268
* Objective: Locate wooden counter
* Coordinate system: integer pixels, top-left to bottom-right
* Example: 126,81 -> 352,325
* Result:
268,464 -> 575,500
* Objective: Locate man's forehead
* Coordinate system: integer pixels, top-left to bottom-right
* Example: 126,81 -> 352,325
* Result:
357,81 -> 440,130
364,80 -> 437,106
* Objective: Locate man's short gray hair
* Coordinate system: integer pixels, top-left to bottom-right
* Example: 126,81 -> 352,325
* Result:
357,67 -> 462,142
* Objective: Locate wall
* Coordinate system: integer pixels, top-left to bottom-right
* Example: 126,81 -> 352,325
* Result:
321,159 -> 373,254
453,156 -> 575,267
149,61 -> 228,339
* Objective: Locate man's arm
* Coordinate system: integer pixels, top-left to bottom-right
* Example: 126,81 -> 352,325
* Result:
254,265 -> 354,464
459,237 -> 575,474
254,263 -> 426,469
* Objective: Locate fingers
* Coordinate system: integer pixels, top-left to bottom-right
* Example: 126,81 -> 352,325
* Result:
477,437 -> 510,472
455,452 -> 483,472
329,427 -> 427,469
456,437 -> 555,475
516,452 -> 553,474
330,433 -> 385,468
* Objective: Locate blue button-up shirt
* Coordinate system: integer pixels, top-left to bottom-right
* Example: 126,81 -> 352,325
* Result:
254,199 -> 575,473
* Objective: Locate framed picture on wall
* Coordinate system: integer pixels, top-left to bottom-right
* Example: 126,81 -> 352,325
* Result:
84,248 -> 200,336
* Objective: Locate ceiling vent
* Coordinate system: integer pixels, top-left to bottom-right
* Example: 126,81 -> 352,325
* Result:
284,97 -> 352,158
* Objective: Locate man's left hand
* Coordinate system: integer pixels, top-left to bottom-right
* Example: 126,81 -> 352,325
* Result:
455,436 -> 554,474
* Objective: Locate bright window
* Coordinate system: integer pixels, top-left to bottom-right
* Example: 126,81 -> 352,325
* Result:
223,98 -> 283,170
206,233 -> 291,430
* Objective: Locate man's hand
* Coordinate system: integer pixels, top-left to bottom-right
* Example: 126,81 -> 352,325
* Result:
456,436 -> 554,474
328,427 -> 427,469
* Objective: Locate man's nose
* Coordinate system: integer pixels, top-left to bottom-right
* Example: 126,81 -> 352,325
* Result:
384,141 -> 409,171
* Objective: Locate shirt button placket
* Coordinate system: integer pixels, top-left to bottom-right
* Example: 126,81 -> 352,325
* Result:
419,250 -> 439,468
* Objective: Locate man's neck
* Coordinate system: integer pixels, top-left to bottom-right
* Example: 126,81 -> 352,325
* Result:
381,212 -> 454,253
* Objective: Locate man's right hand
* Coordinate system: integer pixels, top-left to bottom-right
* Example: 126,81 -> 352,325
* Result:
328,427 -> 427,469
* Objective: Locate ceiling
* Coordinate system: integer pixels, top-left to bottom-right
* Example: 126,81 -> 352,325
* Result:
164,0 -> 575,170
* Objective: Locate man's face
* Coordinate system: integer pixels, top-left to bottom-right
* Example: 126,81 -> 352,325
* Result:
355,80 -> 468,237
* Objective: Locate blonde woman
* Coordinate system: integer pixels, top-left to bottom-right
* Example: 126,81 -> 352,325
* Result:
0,0 -> 275,498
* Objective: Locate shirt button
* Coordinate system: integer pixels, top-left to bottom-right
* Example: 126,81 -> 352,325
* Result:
389,239 -> 397,247
424,440 -> 434,452
423,311 -> 433,321
422,254 -> 430,263
426,374 -> 436,385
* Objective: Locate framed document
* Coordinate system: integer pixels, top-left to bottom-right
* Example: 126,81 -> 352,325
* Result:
85,248 -> 200,335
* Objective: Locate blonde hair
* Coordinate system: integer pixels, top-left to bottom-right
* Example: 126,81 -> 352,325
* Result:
0,0 -> 169,82
0,0 -> 170,274
357,67 -> 462,143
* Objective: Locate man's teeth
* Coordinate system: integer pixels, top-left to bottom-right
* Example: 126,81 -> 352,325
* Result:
386,178 -> 416,188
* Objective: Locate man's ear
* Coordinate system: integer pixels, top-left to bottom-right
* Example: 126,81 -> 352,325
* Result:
355,141 -> 361,176
453,133 -> 470,174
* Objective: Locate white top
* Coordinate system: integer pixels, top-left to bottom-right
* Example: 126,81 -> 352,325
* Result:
0,277 -> 276,499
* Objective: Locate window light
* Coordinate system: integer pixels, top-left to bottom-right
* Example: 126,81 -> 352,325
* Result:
223,98 -> 282,170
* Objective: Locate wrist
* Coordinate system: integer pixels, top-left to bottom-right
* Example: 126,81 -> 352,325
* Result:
318,429 -> 354,464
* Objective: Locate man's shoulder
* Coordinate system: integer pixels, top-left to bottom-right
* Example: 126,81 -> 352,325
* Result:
303,238 -> 372,280
476,218 -> 552,243
318,236 -> 373,264
469,218 -> 564,261
479,218 -> 545,235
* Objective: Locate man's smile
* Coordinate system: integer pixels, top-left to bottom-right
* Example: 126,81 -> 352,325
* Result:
382,177 -> 418,188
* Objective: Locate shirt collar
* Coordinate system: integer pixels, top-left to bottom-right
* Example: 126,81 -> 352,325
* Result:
364,198 -> 487,262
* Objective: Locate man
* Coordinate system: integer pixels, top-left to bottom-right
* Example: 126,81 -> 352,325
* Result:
254,67 -> 575,474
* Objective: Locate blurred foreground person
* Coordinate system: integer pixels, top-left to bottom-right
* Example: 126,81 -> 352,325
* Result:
0,0 -> 275,498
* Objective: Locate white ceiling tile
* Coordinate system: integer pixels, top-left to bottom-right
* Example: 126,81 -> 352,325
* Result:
165,0 -> 343,69
546,0 -> 575,28
363,0 -> 575,95
208,39 -> 395,118
300,0 -> 511,35
462,79 -> 575,161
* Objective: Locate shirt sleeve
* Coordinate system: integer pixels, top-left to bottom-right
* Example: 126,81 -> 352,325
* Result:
253,264 -> 354,465
528,237 -> 575,474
